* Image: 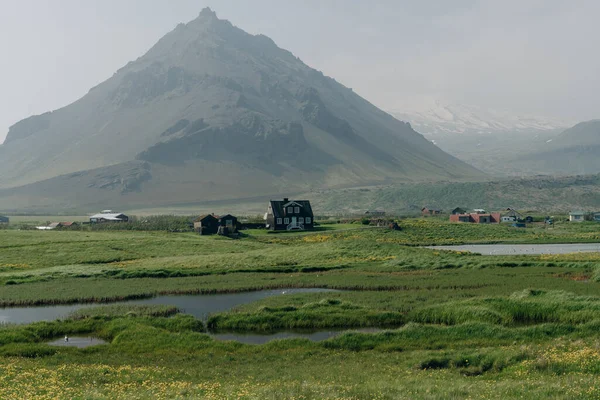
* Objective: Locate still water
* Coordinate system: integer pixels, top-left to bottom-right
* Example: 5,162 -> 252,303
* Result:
0,288 -> 336,325
427,243 -> 600,255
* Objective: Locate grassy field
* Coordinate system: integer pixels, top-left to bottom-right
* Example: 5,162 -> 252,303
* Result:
1,219 -> 600,398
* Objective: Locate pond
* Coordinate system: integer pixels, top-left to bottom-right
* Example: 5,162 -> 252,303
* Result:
0,288 -> 337,325
427,243 -> 600,255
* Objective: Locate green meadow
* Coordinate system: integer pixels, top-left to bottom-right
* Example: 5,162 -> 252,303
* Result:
1,218 -> 600,398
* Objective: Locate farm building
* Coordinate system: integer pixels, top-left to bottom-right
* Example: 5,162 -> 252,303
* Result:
504,208 -> 523,221
451,207 -> 467,215
0,216 -> 8,224
265,198 -> 314,231
193,214 -> 219,235
450,212 -> 501,224
593,213 -> 600,222
569,211 -> 586,222
421,207 -> 442,216
89,210 -> 129,223
217,214 -> 239,235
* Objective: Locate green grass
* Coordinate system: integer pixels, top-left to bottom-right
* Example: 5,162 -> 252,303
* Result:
1,221 -> 600,398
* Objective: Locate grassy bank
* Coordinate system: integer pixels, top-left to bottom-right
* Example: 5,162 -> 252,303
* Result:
2,221 -> 600,398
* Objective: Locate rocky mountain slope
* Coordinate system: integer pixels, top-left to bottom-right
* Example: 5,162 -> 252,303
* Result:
0,8 -> 481,211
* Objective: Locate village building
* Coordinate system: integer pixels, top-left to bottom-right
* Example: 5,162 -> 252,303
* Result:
451,207 -> 467,215
0,216 -> 8,224
193,214 -> 219,235
593,212 -> 600,222
265,198 -> 314,231
421,207 -> 442,216
503,208 -> 523,222
89,210 -> 129,223
217,214 -> 239,235
450,212 -> 501,224
569,211 -> 586,222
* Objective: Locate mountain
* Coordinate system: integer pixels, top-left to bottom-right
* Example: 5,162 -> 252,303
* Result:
509,120 -> 600,176
0,8 -> 481,212
390,99 -> 569,175
390,99 -> 568,136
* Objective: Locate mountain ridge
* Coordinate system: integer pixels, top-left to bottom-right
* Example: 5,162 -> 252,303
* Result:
0,8 -> 482,210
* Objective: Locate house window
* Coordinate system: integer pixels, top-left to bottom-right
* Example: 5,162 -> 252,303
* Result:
299,217 -> 304,224
284,218 -> 289,224
306,217 -> 311,224
288,207 -> 294,214
294,207 -> 300,213
277,218 -> 282,224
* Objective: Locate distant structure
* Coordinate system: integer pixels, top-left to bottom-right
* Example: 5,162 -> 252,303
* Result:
265,198 -> 314,231
569,211 -> 586,222
89,210 -> 129,223
451,207 -> 467,215
217,214 -> 239,236
421,207 -> 442,216
450,211 -> 501,224
193,214 -> 219,235
0,216 -> 8,224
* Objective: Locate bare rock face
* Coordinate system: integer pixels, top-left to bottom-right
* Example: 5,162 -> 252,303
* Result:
0,8 -> 481,210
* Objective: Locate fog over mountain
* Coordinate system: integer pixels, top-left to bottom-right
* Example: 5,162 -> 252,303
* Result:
0,8 -> 481,211
508,120 -> 600,176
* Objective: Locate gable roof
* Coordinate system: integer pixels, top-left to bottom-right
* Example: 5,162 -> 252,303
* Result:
194,214 -> 218,223
89,212 -> 128,220
219,214 -> 237,221
269,200 -> 313,218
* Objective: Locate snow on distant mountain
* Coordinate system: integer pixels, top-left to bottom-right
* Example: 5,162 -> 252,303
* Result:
390,99 -> 569,136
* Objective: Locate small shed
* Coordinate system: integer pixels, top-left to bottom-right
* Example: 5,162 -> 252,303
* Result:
569,211 -> 586,222
0,216 -> 8,224
593,212 -> 600,222
193,214 -> 219,235
217,214 -> 238,236
421,207 -> 442,216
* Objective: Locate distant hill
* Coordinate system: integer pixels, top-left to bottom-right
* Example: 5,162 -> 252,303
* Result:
389,100 -> 569,175
0,8 -> 481,211
509,120 -> 600,176
307,174 -> 600,215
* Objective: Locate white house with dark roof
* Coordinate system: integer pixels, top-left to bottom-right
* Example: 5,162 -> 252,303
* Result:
89,211 -> 129,223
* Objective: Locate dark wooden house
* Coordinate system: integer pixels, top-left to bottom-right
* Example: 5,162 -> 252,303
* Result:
421,207 -> 442,216
217,214 -> 238,235
451,207 -> 467,215
0,216 -> 8,224
266,198 -> 314,231
194,214 -> 219,235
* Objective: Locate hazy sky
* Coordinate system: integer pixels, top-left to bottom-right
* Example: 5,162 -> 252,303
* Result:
1,0 -> 598,143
